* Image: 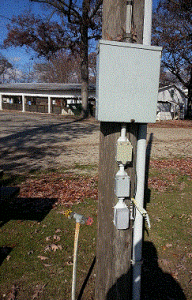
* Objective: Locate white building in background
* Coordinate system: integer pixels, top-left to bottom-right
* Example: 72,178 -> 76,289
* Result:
0,83 -> 188,120
156,85 -> 188,121
0,83 -> 95,115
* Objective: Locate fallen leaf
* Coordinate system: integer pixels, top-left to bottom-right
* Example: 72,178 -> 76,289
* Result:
7,285 -> 17,300
179,214 -> 186,219
44,264 -> 52,267
18,174 -> 98,205
176,264 -> 186,271
53,235 -> 61,241
50,244 -> 62,252
44,244 -> 62,252
45,236 -> 51,241
44,245 -> 52,252
159,258 -> 170,267
172,271 -> 179,280
32,284 -> 47,300
155,217 -> 162,223
55,229 -> 62,233
38,256 -> 49,261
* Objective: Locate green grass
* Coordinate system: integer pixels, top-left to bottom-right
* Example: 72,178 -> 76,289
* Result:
0,160 -> 192,299
144,164 -> 192,299
0,185 -> 97,300
0,174 -> 27,187
73,163 -> 98,171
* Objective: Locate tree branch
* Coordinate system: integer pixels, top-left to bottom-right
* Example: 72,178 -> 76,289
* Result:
30,0 -> 82,22
89,0 -> 103,19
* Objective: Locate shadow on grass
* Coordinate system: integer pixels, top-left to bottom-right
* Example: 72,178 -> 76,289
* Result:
145,132 -> 153,206
0,246 -> 12,266
77,256 -> 96,300
0,196 -> 57,228
141,241 -> 186,300
105,241 -> 186,300
0,195 -> 57,266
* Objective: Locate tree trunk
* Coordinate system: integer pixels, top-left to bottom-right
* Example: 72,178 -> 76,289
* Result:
81,0 -> 90,118
95,0 -> 144,299
80,35 -> 89,117
187,69 -> 192,119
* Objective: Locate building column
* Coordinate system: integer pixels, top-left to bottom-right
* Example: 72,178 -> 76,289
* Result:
48,96 -> 51,114
0,94 -> 2,110
22,94 -> 25,112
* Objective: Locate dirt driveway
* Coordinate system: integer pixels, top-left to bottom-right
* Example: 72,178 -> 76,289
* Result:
0,111 -> 192,174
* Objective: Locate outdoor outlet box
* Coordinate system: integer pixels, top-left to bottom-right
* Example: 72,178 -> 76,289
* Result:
114,206 -> 129,230
96,40 -> 162,123
115,173 -> 130,198
116,140 -> 133,165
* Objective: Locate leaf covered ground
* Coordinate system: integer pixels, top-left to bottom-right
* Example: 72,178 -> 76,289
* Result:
0,158 -> 192,299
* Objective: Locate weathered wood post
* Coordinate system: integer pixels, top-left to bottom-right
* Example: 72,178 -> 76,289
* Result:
0,94 -> 2,111
95,0 -> 145,299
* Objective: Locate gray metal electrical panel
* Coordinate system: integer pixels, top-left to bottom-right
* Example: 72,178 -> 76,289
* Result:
96,40 -> 162,123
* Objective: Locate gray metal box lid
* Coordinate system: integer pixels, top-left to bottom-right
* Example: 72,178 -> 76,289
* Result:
96,40 -> 162,123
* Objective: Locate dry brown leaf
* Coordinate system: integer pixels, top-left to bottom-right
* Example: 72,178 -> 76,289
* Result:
159,258 -> 170,267
44,244 -> 62,252
44,263 -> 52,267
7,285 -> 17,300
44,245 -> 52,252
38,255 -> 49,260
18,174 -> 98,205
50,244 -> 62,252
172,271 -> 179,280
53,235 -> 61,241
32,284 -> 46,300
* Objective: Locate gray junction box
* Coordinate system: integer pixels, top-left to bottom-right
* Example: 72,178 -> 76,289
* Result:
96,40 -> 162,123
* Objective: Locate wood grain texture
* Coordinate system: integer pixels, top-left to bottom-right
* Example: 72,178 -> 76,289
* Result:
132,0 -> 145,44
95,123 -> 138,299
95,0 -> 144,298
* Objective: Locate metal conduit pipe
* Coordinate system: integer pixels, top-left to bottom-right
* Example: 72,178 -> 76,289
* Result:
132,124 -> 147,300
132,1 -> 152,299
143,0 -> 152,46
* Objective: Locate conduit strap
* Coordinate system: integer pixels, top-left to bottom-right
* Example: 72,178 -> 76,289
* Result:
131,198 -> 151,229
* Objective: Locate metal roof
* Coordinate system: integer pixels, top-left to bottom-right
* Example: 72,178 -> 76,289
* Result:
0,83 -> 96,96
158,84 -> 187,98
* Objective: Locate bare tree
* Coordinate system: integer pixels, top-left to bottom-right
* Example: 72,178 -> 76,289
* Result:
34,51 -> 81,83
0,53 -> 13,83
4,0 -> 102,117
88,51 -> 97,83
153,0 -> 192,117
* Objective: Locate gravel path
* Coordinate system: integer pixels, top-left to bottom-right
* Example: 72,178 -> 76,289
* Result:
147,125 -> 192,159
0,111 -> 192,174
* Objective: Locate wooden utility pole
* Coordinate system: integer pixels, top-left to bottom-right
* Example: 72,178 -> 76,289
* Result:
95,0 -> 144,299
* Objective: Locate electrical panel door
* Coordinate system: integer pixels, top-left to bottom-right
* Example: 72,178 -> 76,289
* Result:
96,40 -> 162,123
